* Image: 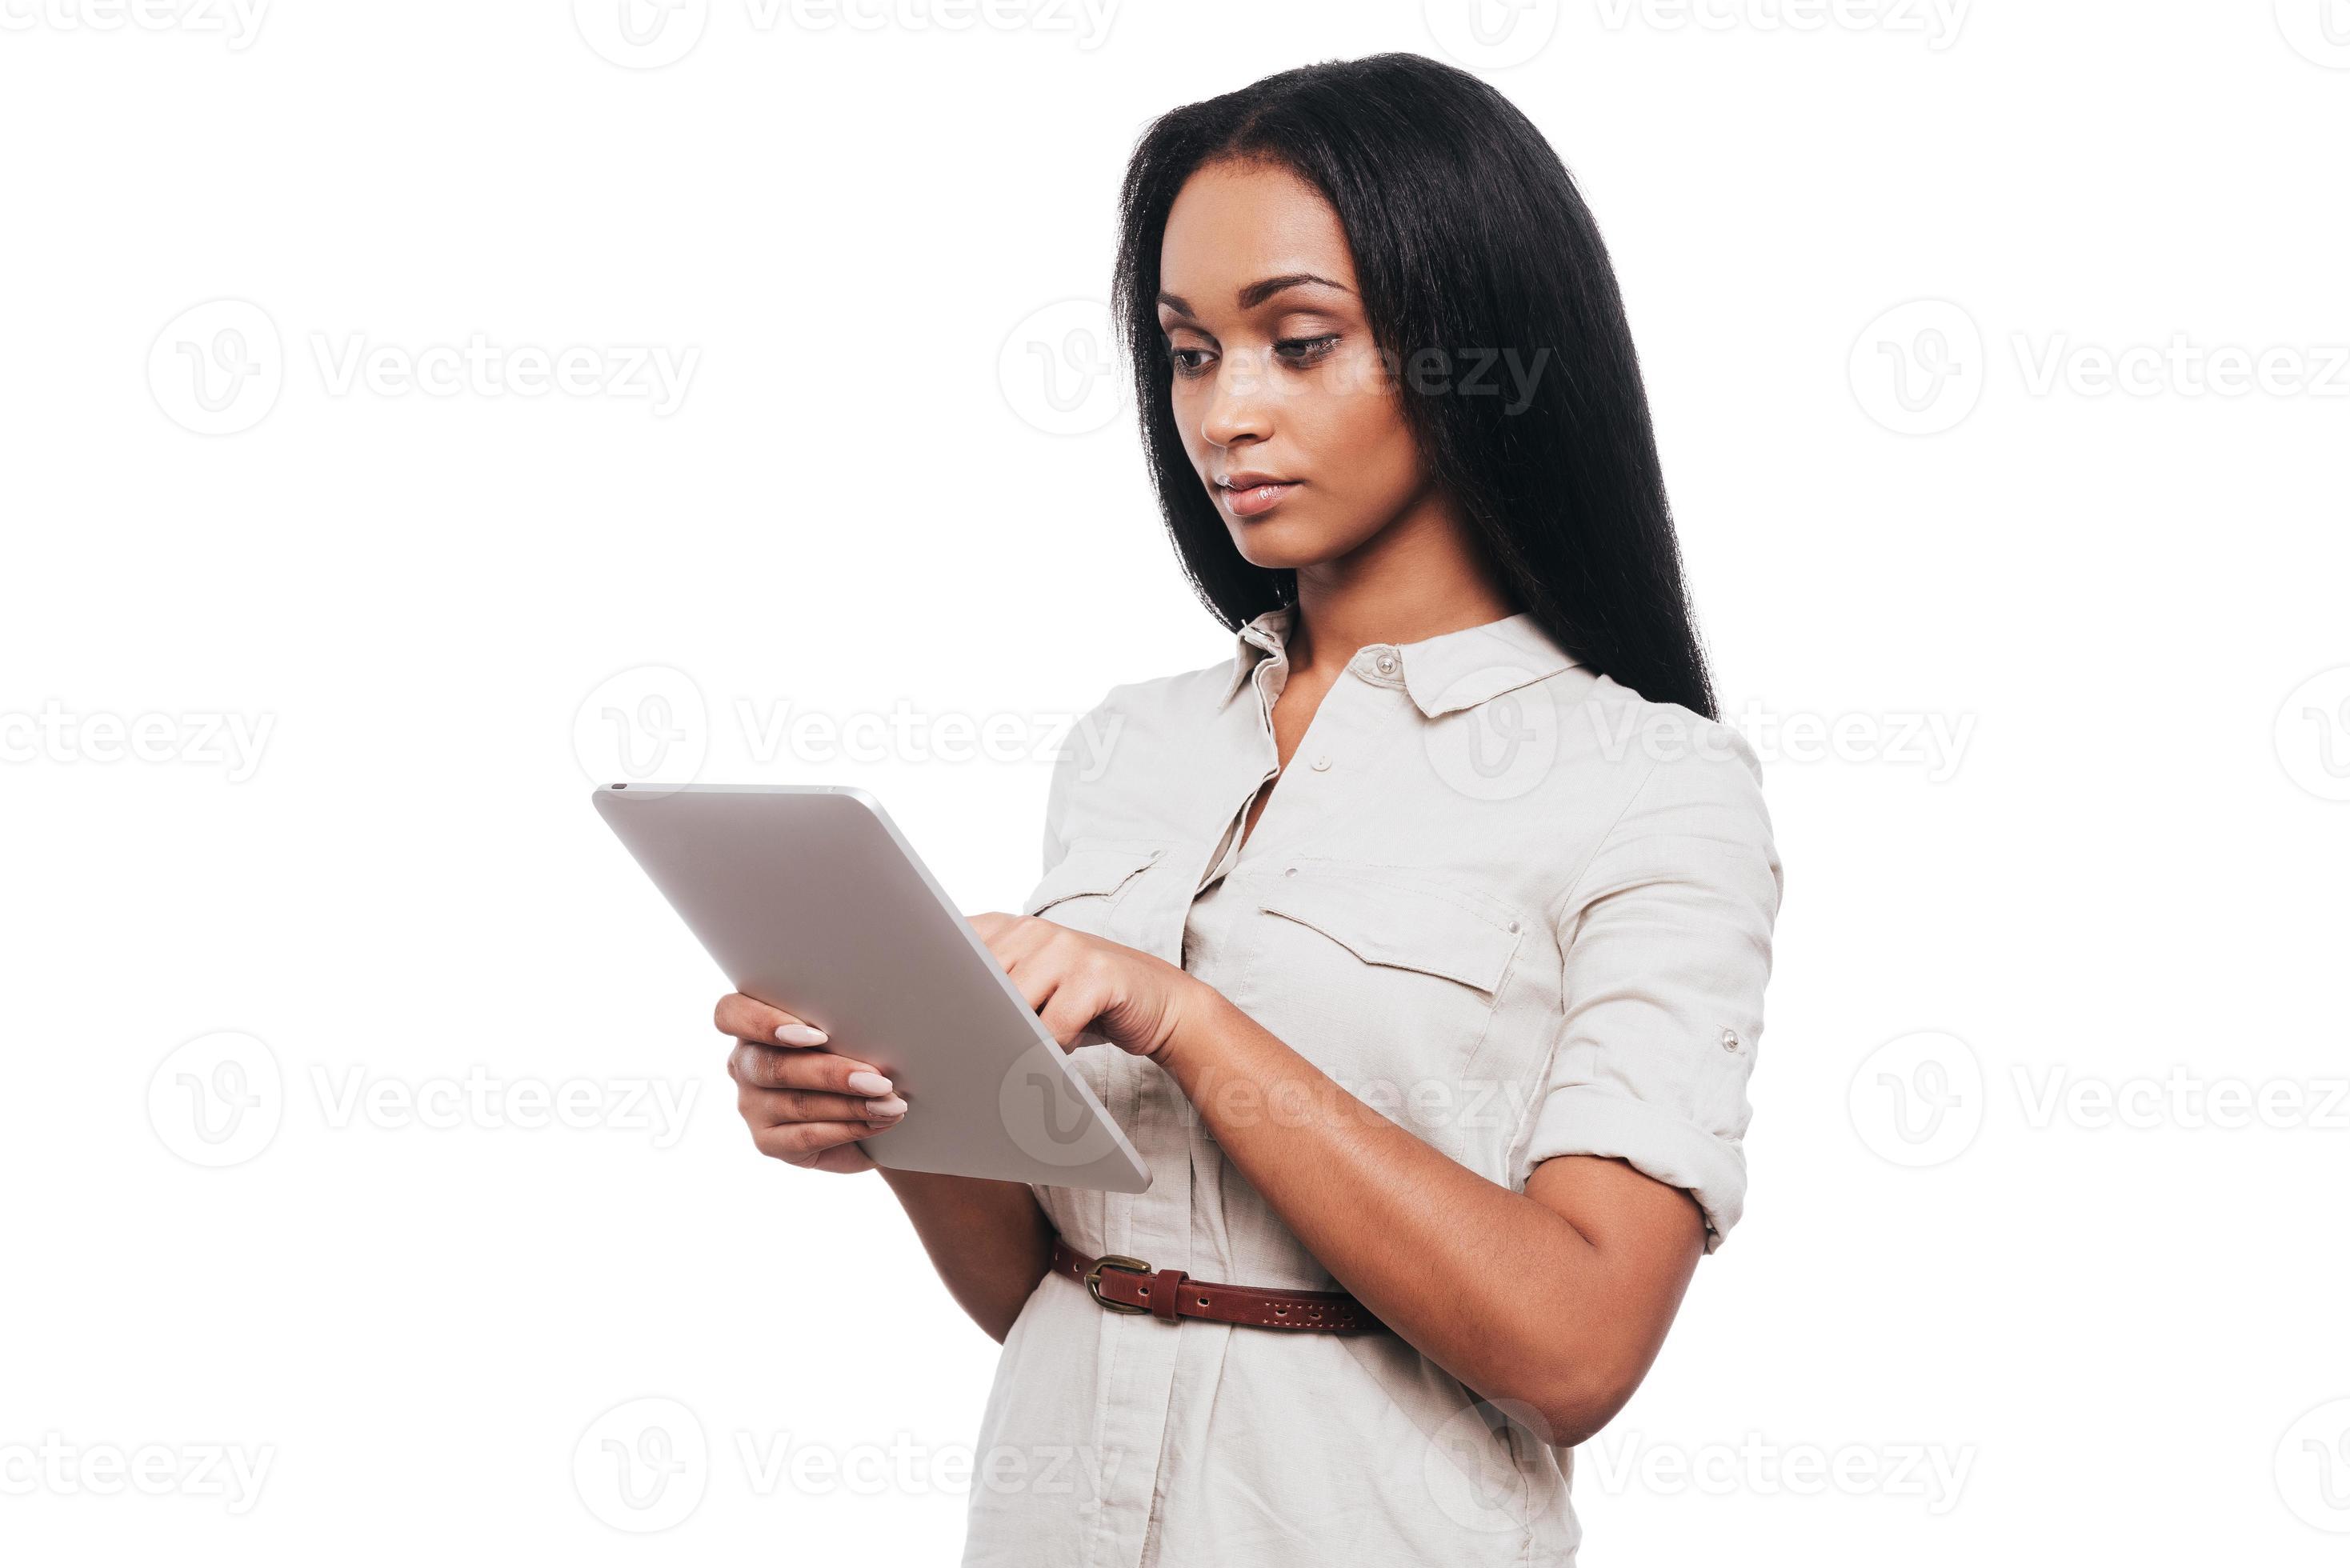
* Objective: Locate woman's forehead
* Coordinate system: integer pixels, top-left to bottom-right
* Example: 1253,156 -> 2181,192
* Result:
1160,162 -> 1356,302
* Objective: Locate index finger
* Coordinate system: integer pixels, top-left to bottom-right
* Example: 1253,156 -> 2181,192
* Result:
714,993 -> 829,1047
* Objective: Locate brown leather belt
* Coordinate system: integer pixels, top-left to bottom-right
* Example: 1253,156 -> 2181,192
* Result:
1049,1237 -> 1388,1334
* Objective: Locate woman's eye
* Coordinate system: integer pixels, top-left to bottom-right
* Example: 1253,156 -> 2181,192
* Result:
1275,334 -> 1339,365
1169,346 -> 1214,378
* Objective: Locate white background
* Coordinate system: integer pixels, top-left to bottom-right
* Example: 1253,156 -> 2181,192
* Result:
4,1 -> 2348,1562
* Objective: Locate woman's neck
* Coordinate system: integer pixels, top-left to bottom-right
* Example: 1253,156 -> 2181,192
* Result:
1285,502 -> 1518,676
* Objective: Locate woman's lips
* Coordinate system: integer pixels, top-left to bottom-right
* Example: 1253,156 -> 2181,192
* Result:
1218,479 -> 1301,518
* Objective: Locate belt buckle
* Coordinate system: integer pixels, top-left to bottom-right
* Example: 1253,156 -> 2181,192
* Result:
1083,1253 -> 1151,1314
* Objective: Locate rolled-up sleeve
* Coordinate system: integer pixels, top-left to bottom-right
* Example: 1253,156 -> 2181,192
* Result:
1513,728 -> 1784,1250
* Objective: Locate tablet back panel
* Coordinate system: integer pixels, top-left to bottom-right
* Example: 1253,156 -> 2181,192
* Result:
592,783 -> 1151,1194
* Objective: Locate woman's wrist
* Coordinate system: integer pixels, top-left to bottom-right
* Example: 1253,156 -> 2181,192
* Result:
1148,973 -> 1227,1075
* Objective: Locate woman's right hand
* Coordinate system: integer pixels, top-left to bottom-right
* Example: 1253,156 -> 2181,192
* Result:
717,993 -> 908,1174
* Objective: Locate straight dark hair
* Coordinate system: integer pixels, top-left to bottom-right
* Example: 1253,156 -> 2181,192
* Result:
1111,52 -> 1717,720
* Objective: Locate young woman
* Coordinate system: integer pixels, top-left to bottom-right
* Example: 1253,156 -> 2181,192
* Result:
718,53 -> 1781,1566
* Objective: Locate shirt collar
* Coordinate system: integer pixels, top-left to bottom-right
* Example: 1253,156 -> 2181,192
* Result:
1218,606 -> 1579,718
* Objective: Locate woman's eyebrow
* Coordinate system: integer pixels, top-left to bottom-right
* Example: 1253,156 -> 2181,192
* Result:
1235,272 -> 1351,309
1157,273 -> 1353,319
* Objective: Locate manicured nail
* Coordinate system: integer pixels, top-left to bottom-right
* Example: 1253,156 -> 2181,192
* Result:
778,1023 -> 827,1046
863,1096 -> 907,1118
845,1070 -> 893,1095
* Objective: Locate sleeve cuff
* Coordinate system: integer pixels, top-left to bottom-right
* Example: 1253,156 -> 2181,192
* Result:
1517,1083 -> 1749,1252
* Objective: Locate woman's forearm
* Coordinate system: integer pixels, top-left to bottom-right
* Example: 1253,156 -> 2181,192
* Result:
1155,985 -> 1689,1443
879,1167 -> 1055,1342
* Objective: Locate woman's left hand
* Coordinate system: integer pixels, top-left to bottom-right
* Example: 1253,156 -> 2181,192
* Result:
968,913 -> 1211,1062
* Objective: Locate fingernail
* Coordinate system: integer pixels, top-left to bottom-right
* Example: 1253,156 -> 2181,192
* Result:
845,1070 -> 893,1095
778,1023 -> 827,1046
863,1096 -> 907,1118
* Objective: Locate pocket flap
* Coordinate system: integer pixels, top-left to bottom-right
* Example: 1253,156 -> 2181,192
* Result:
1257,871 -> 1522,993
1020,842 -> 1164,917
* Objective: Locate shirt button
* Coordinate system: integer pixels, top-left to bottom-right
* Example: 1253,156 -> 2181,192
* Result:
1374,651 -> 1399,676
1722,1029 -> 1742,1053
1311,754 -> 1331,771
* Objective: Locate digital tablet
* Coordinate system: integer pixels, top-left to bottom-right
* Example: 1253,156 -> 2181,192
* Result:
591,782 -> 1151,1194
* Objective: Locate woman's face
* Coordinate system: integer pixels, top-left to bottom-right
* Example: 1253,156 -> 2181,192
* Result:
1155,158 -> 1437,572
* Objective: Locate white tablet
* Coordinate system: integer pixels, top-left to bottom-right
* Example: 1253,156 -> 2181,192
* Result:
591,782 -> 1151,1194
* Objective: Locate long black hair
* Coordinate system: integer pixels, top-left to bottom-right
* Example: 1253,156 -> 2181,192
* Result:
1111,52 -> 1717,720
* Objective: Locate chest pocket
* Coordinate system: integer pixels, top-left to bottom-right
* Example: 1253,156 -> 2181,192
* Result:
1020,840 -> 1165,938
1246,864 -> 1527,1153
1018,839 -> 1167,1118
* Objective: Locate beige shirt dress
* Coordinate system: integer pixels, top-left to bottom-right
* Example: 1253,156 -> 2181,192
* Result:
960,606 -> 1783,1567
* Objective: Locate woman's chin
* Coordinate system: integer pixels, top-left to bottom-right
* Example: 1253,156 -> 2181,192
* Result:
1225,514 -> 1355,572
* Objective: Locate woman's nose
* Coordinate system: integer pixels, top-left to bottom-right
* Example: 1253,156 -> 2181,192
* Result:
1199,350 -> 1274,450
